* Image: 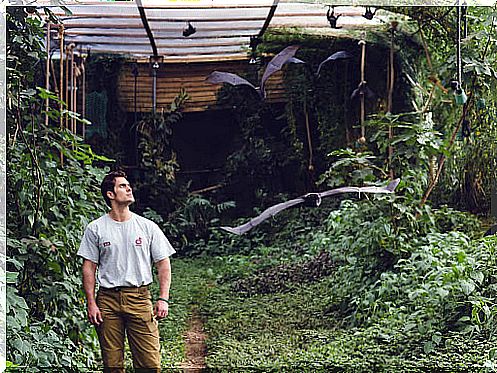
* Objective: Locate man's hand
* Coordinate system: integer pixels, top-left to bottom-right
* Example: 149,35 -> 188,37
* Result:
154,300 -> 169,320
88,302 -> 103,325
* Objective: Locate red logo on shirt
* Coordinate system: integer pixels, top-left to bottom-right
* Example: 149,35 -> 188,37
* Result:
135,237 -> 142,245
103,242 -> 111,247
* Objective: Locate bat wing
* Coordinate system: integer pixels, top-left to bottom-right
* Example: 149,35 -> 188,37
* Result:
350,86 -> 360,100
315,50 -> 352,77
220,197 -> 304,235
364,85 -> 376,100
220,179 -> 401,235
260,45 -> 300,97
357,178 -> 401,194
286,57 -> 306,64
319,186 -> 360,198
319,178 -> 400,198
206,71 -> 257,91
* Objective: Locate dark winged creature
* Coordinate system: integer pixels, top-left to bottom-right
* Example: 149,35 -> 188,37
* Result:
315,50 -> 352,78
206,45 -> 304,99
362,7 -> 377,20
326,6 -> 341,29
350,80 -> 376,101
221,178 -> 401,235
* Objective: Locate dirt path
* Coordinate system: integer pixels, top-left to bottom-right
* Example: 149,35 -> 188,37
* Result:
179,307 -> 207,372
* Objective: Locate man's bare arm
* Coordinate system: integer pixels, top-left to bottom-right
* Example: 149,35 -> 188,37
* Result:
154,258 -> 171,319
82,259 -> 103,325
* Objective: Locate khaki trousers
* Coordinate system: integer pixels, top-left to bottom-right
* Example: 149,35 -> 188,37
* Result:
96,286 -> 161,373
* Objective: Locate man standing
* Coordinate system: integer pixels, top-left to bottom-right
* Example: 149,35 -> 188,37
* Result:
78,170 -> 175,373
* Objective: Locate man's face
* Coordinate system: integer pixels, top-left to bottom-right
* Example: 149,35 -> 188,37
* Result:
108,176 -> 135,206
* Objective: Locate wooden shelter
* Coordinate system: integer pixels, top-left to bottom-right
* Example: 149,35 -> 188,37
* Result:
43,1 -> 386,114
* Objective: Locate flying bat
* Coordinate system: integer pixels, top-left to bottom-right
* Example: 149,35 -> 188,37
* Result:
350,81 -> 376,100
315,50 -> 352,78
206,45 -> 303,99
220,178 -> 401,235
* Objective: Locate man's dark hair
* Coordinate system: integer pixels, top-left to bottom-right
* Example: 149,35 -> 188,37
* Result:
101,170 -> 127,207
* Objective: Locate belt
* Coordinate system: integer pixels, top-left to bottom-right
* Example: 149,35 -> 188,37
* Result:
99,284 -> 149,292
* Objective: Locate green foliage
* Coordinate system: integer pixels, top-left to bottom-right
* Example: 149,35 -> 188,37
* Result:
400,7 -> 497,213
220,94 -> 305,211
7,118 -> 109,369
319,148 -> 385,187
146,194 -> 236,256
133,90 -> 189,215
7,7 -> 110,370
195,201 -> 493,370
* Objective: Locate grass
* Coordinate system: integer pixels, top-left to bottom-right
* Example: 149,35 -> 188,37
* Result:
150,258 -> 220,369
143,224 -> 497,372
197,259 -> 496,372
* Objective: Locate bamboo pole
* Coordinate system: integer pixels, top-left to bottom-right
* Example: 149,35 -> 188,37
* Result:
387,22 -> 397,179
58,24 -> 65,166
73,59 -> 77,134
65,45 -> 70,130
82,56 -> 86,139
59,25 -> 64,130
359,39 -> 366,142
70,48 -> 75,133
45,22 -> 51,127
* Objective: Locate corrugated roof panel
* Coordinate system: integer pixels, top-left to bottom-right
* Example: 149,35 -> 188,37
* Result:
48,2 -> 386,62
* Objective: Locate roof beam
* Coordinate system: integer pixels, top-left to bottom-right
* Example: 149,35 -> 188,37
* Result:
135,0 -> 158,57
257,0 -> 279,39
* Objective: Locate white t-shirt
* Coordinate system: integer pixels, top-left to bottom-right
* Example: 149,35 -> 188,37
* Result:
77,212 -> 176,288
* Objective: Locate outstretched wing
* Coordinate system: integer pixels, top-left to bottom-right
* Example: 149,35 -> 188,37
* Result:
260,45 -> 300,97
220,179 -> 400,235
319,178 -> 401,198
357,178 -> 401,194
287,57 -> 306,64
206,71 -> 258,92
315,50 -> 352,77
220,197 -> 304,235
